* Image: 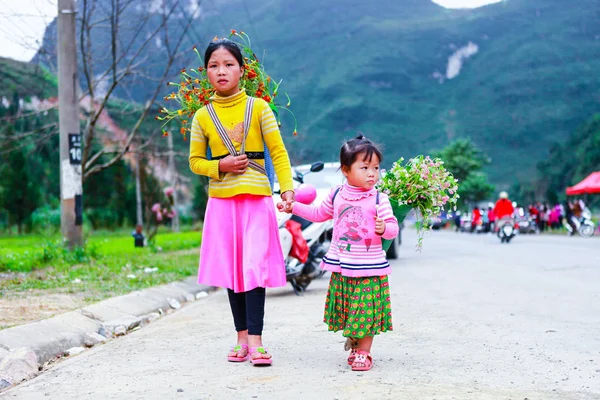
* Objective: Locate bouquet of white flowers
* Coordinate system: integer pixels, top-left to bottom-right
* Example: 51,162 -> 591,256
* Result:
377,155 -> 459,250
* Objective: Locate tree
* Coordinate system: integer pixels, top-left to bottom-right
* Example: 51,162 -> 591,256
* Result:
434,138 -> 495,208
434,139 -> 491,183
459,172 -> 495,205
0,0 -> 199,239
77,0 -> 199,181
537,113 -> 600,207
0,125 -> 40,233
0,91 -> 60,233
509,180 -> 538,207
192,176 -> 209,221
84,157 -> 136,229
139,156 -> 175,243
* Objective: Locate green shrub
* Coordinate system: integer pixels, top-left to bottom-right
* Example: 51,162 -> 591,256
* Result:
31,206 -> 61,234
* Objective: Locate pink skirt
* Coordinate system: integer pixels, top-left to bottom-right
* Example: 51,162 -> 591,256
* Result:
198,194 -> 286,293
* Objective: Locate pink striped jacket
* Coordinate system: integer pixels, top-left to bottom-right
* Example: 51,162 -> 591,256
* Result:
292,184 -> 399,277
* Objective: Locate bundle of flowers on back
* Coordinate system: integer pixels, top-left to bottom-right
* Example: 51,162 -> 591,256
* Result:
155,30 -> 297,140
377,155 -> 459,250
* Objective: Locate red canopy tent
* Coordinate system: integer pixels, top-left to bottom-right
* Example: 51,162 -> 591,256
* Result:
566,172 -> 600,196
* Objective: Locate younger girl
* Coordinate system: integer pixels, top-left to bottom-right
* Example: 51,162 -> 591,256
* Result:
278,135 -> 399,371
189,39 -> 295,366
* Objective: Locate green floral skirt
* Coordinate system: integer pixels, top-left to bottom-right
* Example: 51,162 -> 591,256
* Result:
324,272 -> 393,338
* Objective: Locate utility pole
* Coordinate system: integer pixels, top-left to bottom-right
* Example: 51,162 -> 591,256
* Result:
167,133 -> 180,232
58,0 -> 83,248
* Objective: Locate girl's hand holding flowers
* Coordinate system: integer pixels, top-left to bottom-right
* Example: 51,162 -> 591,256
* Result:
374,216 -> 386,236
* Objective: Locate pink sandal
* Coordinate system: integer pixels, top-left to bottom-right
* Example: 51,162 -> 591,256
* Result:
347,348 -> 358,365
249,346 -> 273,366
344,337 -> 360,365
227,344 -> 249,362
351,351 -> 373,371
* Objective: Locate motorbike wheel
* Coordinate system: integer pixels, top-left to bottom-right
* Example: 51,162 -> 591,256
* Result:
579,223 -> 595,238
290,278 -> 309,296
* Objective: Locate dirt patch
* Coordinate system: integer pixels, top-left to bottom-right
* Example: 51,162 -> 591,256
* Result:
0,291 -> 88,329
0,248 -> 200,330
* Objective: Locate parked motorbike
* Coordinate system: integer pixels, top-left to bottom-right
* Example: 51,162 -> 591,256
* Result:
275,162 -> 331,294
459,214 -> 472,232
564,209 -> 596,238
515,215 -> 539,234
473,220 -> 486,234
497,218 -> 516,243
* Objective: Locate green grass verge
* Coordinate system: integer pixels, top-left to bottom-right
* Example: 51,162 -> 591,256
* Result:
0,229 -> 202,302
0,229 -> 201,272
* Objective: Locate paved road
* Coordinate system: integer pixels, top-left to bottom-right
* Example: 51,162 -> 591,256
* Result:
3,230 -> 600,400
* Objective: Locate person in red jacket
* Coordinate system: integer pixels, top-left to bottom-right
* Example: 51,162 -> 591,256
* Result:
470,207 -> 482,233
487,206 -> 496,232
494,191 -> 515,222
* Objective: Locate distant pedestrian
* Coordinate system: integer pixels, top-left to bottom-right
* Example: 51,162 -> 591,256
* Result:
487,206 -> 496,233
454,211 -> 462,232
549,205 -> 561,230
131,225 -> 145,247
564,201 -> 577,236
470,207 -> 482,233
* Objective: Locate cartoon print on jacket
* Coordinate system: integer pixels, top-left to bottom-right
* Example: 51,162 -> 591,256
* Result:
336,203 -> 369,252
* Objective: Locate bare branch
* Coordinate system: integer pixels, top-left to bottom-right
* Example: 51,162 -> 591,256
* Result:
111,0 -> 118,86
0,105 -> 59,122
162,2 -> 172,55
94,147 -> 189,158
0,123 -> 57,141
81,0 -> 97,166
84,56 -> 145,125
83,15 -> 111,29
84,3 -> 197,180
84,148 -> 105,170
90,0 -> 178,90
81,2 -> 181,169
0,126 -> 59,155
80,0 -> 94,100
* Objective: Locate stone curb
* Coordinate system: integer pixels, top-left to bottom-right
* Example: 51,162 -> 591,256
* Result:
0,277 -> 215,391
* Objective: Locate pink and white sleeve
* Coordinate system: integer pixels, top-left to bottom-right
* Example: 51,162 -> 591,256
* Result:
292,186 -> 337,223
377,193 -> 400,240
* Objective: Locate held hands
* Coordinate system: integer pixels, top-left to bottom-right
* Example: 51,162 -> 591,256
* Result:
276,190 -> 295,214
219,154 -> 249,174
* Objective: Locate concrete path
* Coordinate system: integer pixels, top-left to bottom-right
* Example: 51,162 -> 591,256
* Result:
2,230 -> 599,399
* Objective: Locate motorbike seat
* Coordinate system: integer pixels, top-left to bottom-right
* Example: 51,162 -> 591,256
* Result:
290,215 -> 313,230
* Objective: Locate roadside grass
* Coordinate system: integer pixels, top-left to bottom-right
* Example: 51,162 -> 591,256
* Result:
0,228 -> 202,302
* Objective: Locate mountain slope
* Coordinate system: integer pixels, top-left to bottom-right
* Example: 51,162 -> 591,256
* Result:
34,0 -> 600,184
0,57 -> 56,99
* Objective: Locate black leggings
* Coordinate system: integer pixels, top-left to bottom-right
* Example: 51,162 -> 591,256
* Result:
227,287 -> 266,336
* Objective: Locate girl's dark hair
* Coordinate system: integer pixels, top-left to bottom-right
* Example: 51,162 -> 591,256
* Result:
204,39 -> 244,69
339,134 -> 383,169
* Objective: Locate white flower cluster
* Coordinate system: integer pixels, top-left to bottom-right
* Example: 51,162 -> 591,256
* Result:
377,156 -> 459,249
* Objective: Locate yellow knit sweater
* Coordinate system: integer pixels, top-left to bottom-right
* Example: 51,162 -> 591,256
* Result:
189,90 -> 293,198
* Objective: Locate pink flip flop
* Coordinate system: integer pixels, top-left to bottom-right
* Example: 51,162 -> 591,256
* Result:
351,351 -> 373,371
249,346 -> 273,366
227,344 -> 249,362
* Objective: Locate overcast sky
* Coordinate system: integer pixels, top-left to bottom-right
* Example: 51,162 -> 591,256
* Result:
0,0 -> 504,62
432,0 -> 503,8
